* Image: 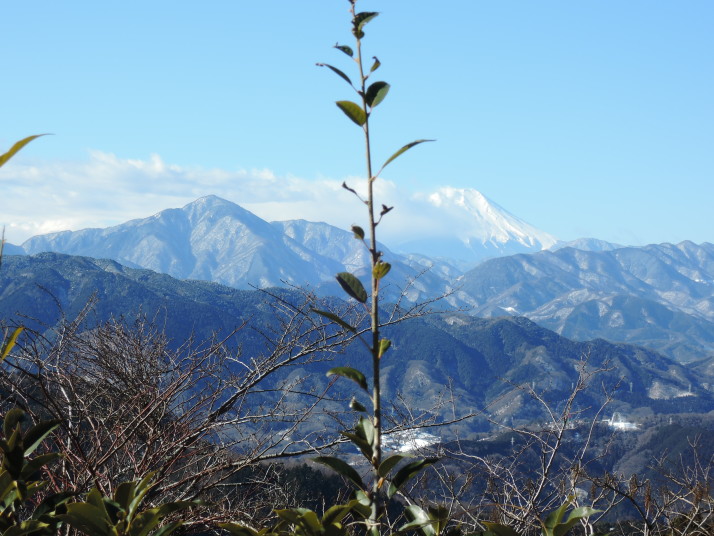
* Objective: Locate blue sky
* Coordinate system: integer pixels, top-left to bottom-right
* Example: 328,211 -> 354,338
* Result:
1,1 -> 712,247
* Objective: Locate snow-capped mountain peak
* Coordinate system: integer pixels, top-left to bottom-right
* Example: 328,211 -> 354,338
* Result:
396,187 -> 557,263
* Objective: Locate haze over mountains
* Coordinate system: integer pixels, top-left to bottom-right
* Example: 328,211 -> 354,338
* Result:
9,193 -> 714,363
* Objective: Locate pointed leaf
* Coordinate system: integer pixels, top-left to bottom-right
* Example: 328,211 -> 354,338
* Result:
317,63 -> 353,86
313,456 -> 364,490
218,524 -> 261,536
327,366 -> 367,391
21,453 -> 60,480
60,503 -> 114,536
129,509 -> 162,536
3,408 -> 25,439
566,506 -> 599,522
387,458 -> 438,499
380,204 -> 393,217
32,490 -> 76,518
311,308 -> 356,333
543,501 -> 570,533
153,521 -> 184,536
381,139 -> 435,172
340,431 -> 372,460
3,520 -> 52,536
336,101 -> 366,127
336,272 -> 368,303
0,135 -> 47,169
377,338 -> 391,358
154,499 -> 204,519
322,500 -> 360,526
352,12 -> 379,38
378,453 -> 411,477
114,480 -> 136,512
370,56 -> 381,72
365,81 -> 390,108
127,471 -> 156,516
356,417 -> 375,449
373,261 -> 391,281
400,505 -> 436,536
1,327 -> 24,362
351,225 -> 365,240
334,44 -> 353,57
350,397 -> 367,413
23,419 -> 61,457
481,522 -> 521,536
553,507 -> 600,536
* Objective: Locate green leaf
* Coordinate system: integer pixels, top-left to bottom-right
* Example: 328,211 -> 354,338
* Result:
21,453 -> 60,480
356,417 -> 375,450
322,500 -> 360,527
0,135 -> 47,169
114,480 -> 136,512
566,506 -> 599,522
313,457 -> 364,490
3,408 -> 25,439
340,431 -> 372,460
129,509 -> 162,536
218,523 -> 261,536
481,522 -> 521,536
349,397 -> 367,412
317,63 -> 353,86
370,56 -> 381,72
543,501 -> 570,535
311,308 -> 356,333
351,225 -> 365,240
334,44 -> 353,57
377,338 -> 391,358
387,458 -> 438,499
378,453 -> 411,477
552,507 -> 600,536
365,81 -> 390,108
23,419 -> 61,457
352,11 -> 379,38
372,261 -> 391,281
127,472 -> 156,517
327,366 -> 367,391
381,139 -> 435,172
32,490 -> 76,519
336,272 -> 368,303
60,503 -> 113,536
400,505 -> 436,536
336,101 -> 366,127
152,521 -> 184,536
3,520 -> 52,536
1,326 -> 24,362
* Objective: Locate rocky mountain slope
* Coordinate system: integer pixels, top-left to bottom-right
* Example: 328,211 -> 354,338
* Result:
459,242 -> 714,362
18,196 -> 461,303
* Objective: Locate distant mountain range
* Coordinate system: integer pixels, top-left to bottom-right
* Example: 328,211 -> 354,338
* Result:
460,242 -> 714,362
1,252 -> 711,437
7,194 -> 714,363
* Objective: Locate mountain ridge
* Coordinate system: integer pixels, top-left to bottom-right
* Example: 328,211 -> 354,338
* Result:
1,251 -> 711,435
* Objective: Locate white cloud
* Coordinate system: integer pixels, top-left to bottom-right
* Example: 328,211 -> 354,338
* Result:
0,151 -> 403,244
0,151 -> 553,250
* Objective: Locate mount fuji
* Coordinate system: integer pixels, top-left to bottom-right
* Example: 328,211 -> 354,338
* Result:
393,187 -> 558,263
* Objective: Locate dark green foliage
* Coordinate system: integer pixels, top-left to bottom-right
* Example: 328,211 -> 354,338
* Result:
0,409 -> 71,536
59,472 -> 201,536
